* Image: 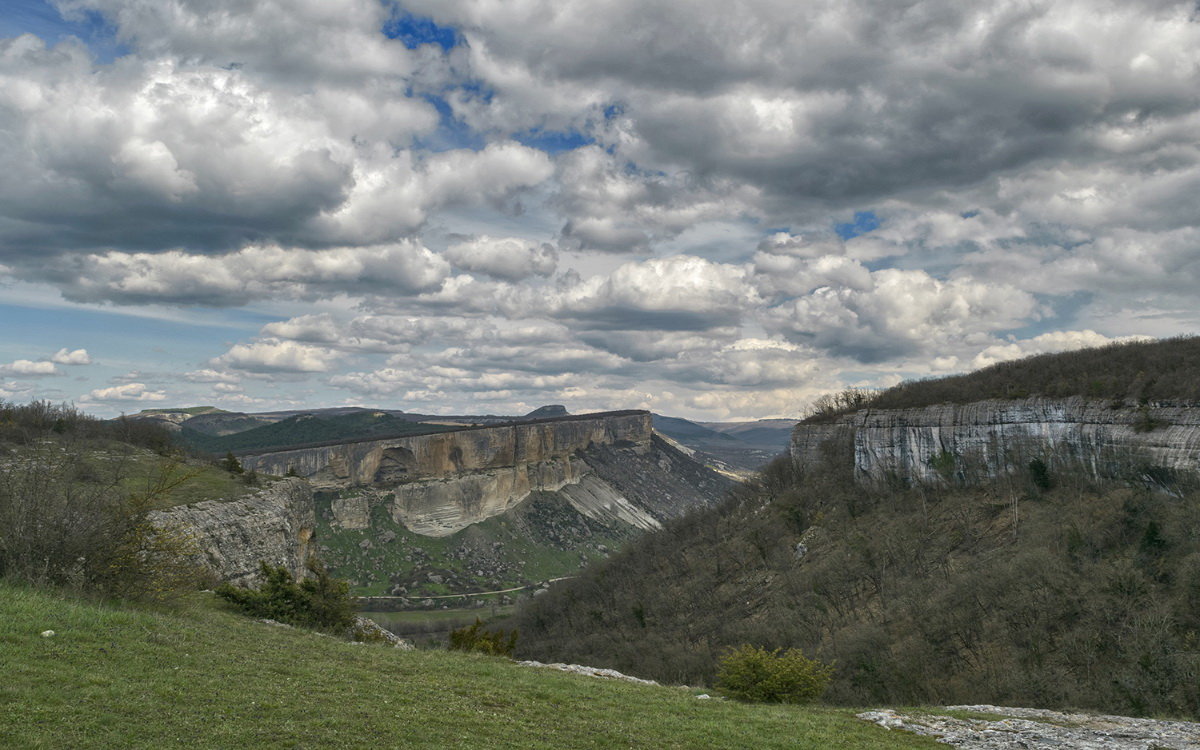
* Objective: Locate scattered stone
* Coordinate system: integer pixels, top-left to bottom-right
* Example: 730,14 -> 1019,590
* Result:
695,694 -> 712,700
40,630 -> 55,638
857,706 -> 1200,749
348,616 -> 415,650
517,660 -> 658,686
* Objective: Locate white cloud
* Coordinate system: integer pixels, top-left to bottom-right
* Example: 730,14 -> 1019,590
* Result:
970,330 -> 1151,369
766,269 -> 1039,362
50,348 -> 91,365
44,243 -> 450,306
184,368 -> 240,384
548,255 -> 756,330
215,339 -> 341,373
0,359 -> 59,376
3,0 -> 1200,419
85,382 -> 167,402
444,236 -> 557,281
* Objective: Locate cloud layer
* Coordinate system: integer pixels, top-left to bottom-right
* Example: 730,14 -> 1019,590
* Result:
2,0 -> 1198,418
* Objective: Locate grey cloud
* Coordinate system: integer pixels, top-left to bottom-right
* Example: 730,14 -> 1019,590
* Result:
444,235 -> 558,281
417,0 -> 1200,216
28,242 -> 450,306
546,255 -> 755,331
764,269 -> 1039,362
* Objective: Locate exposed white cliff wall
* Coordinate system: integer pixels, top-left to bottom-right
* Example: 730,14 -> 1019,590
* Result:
151,477 -> 315,586
791,397 -> 1200,482
243,412 -> 656,537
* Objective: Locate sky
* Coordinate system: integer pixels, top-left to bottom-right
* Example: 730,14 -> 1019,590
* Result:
1,0 -> 1199,420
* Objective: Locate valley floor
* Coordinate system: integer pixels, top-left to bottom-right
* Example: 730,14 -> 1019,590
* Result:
0,583 -> 935,749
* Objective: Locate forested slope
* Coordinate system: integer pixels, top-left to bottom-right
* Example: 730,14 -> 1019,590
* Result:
514,445 -> 1200,717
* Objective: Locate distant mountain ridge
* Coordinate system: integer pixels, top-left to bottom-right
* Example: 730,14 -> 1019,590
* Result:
139,403 -> 795,475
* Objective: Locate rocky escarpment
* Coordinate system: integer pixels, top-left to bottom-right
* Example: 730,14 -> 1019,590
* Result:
242,411 -> 687,537
791,397 -> 1200,482
151,478 -> 315,586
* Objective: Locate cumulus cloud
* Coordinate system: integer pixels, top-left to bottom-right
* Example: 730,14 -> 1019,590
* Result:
548,255 -> 756,330
50,348 -> 91,365
214,339 -> 341,373
414,0 -> 1200,211
184,368 -> 240,384
84,382 -> 166,402
0,359 -> 59,376
766,269 -> 1039,362
4,0 -> 1198,419
0,380 -> 35,400
444,235 -> 557,281
969,330 -> 1152,369
38,243 -> 450,306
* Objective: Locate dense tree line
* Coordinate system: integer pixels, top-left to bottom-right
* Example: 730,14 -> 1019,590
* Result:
806,336 -> 1200,422
514,450 -> 1200,717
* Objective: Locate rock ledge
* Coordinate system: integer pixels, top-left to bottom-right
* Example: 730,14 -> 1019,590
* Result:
857,705 -> 1200,749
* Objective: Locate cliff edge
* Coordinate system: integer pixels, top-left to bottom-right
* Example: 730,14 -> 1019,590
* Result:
791,396 -> 1200,482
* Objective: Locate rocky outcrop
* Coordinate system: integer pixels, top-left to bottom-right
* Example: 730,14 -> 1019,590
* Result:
151,478 -> 315,586
242,411 -> 671,537
791,397 -> 1200,482
857,706 -> 1200,749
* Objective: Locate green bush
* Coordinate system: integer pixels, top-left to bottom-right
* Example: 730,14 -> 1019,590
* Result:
216,559 -> 356,631
715,644 -> 833,704
0,439 -> 203,602
1028,458 -> 1053,490
449,618 -> 518,656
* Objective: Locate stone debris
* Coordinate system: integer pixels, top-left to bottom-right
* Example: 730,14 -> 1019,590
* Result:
857,705 -> 1200,749
349,616 -> 415,650
517,660 -> 658,686
40,630 -> 55,637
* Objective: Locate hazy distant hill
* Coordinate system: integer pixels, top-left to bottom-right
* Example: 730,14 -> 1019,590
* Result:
700,419 -> 796,449
652,414 -> 794,474
180,412 -> 456,455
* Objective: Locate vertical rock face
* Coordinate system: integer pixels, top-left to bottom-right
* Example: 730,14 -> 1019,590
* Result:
150,478 -> 315,586
791,397 -> 1200,482
241,411 -> 667,537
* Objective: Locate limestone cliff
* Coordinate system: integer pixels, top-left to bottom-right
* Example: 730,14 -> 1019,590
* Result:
241,411 -> 685,537
791,397 -> 1200,482
151,478 -> 315,586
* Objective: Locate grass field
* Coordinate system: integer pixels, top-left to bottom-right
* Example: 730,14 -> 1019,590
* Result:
0,583 -> 939,749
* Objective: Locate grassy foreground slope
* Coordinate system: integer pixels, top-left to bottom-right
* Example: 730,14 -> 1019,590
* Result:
0,585 -> 935,750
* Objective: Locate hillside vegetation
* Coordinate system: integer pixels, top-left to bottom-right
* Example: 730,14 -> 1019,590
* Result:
0,583 -> 937,749
0,401 -> 265,600
514,451 -> 1200,718
806,335 -> 1200,422
180,411 -> 457,455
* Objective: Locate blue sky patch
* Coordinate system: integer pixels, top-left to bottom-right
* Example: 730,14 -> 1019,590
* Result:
515,128 -> 594,154
415,94 -> 486,152
382,8 -> 458,50
835,211 -> 881,240
1,0 -> 127,61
